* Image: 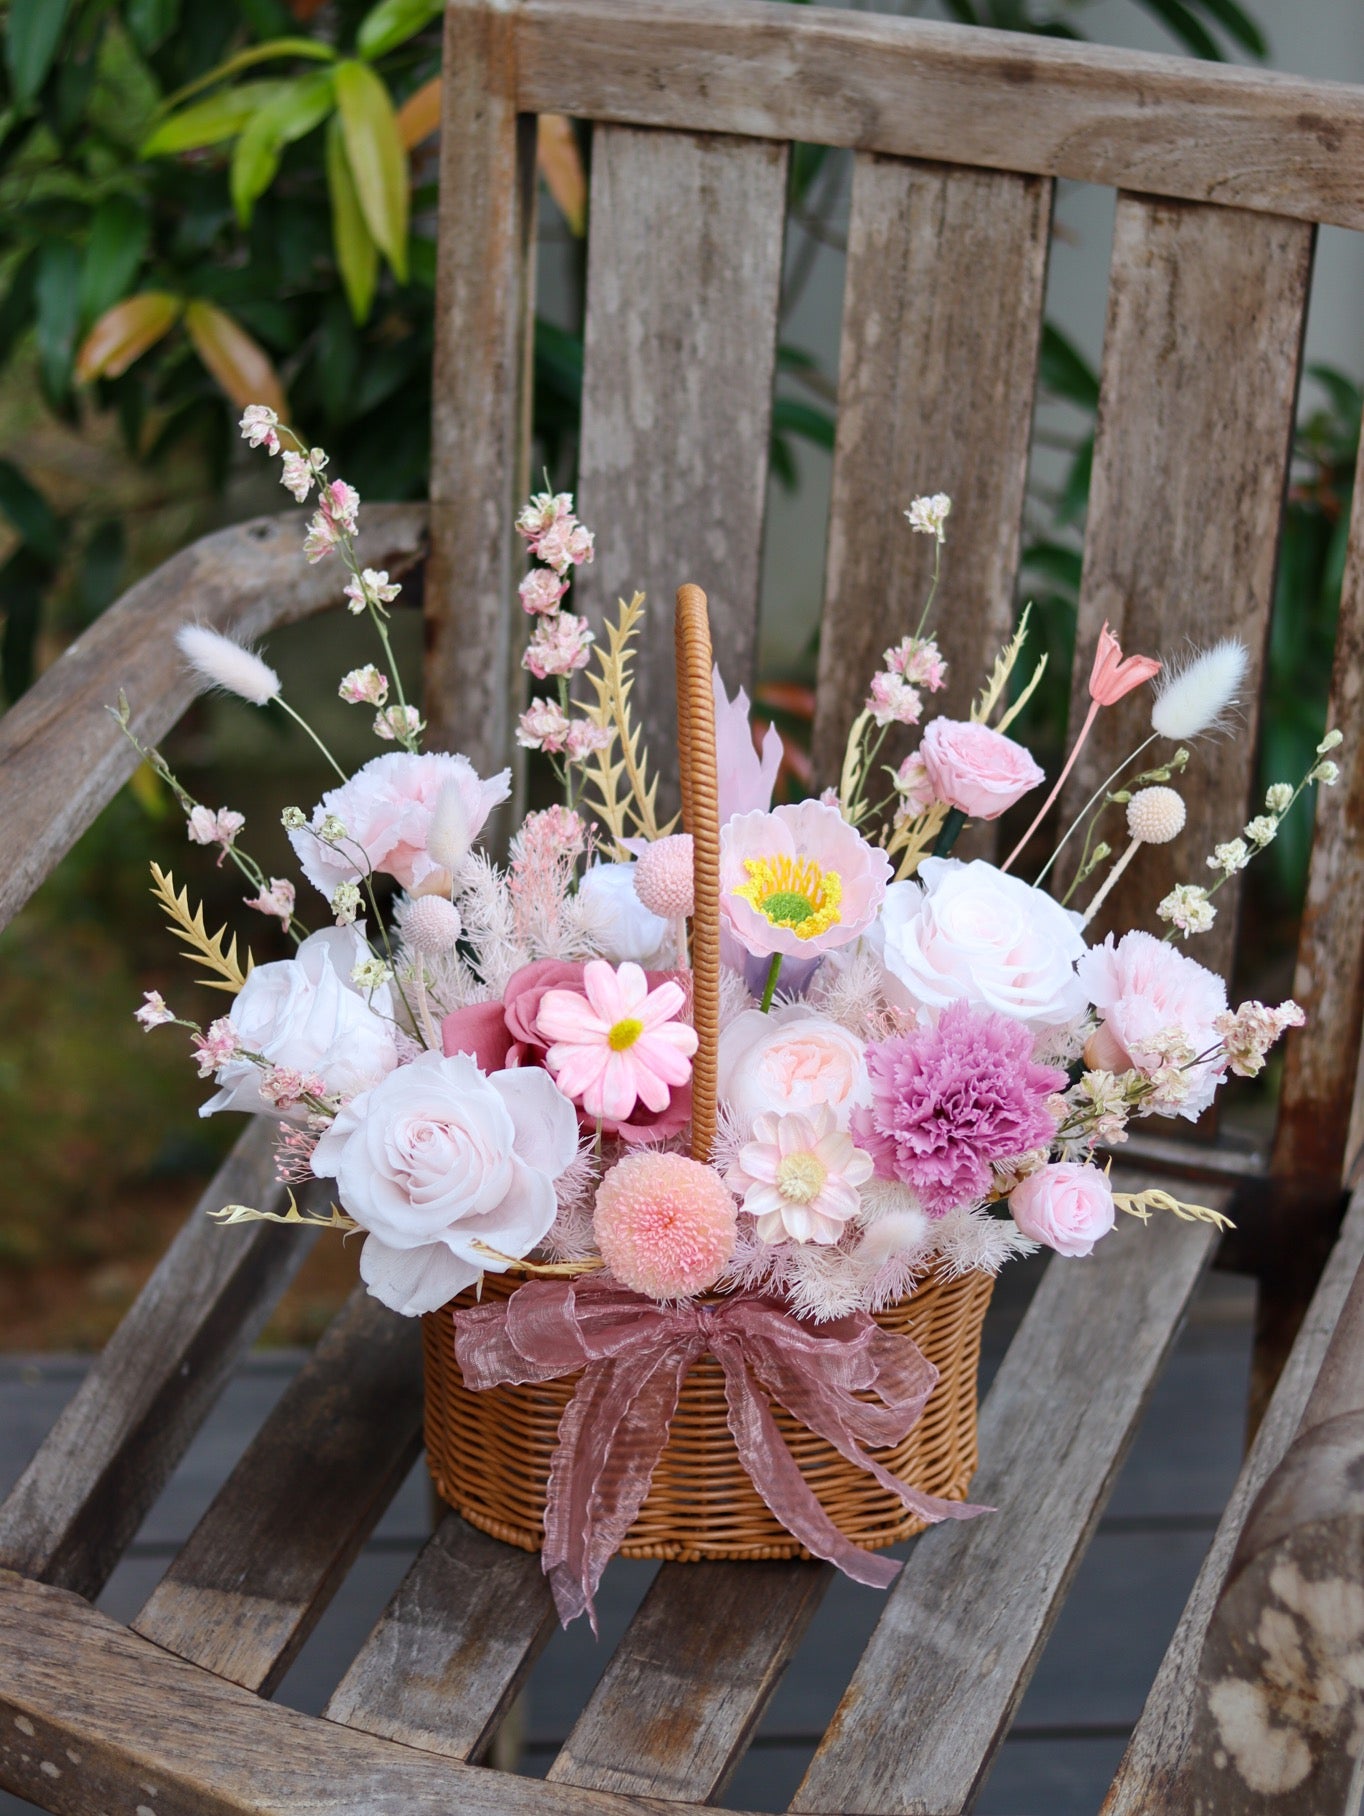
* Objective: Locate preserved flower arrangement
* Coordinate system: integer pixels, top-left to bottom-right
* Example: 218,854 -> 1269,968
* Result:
124,407 -> 1339,1628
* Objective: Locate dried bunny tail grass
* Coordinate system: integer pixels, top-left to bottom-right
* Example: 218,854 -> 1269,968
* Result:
1150,639 -> 1248,740
428,780 -> 474,873
928,1206 -> 1038,1280
176,623 -> 280,706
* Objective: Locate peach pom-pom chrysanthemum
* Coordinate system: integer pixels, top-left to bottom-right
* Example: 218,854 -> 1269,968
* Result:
594,1152 -> 737,1300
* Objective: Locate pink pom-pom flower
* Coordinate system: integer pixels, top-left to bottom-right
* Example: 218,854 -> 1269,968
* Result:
594,1151 -> 737,1299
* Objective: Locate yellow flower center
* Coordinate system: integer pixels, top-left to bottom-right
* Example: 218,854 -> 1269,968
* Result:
776,1151 -> 827,1205
608,1017 -> 644,1052
733,855 -> 843,941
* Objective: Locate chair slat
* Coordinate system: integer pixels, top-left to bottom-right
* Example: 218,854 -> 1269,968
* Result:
0,1120 -> 314,1601
1273,465 -> 1364,1190
515,0 -> 1364,233
323,1514 -> 554,1762
425,0 -> 537,777
547,1561 -> 830,1799
812,156 -> 1051,789
1102,1183 -> 1364,1813
792,1194 -> 1221,1816
1058,196 -> 1313,984
0,1569 -> 732,1816
132,1287 -> 423,1695
575,124 -> 788,819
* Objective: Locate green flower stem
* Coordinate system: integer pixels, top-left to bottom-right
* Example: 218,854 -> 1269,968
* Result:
931,806 -> 967,858
759,951 -> 783,1013
274,697 -> 349,782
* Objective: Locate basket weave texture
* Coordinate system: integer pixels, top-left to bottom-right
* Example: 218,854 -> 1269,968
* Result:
422,1266 -> 993,1561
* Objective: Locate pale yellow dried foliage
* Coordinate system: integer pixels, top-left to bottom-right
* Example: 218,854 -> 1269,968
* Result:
1113,1188 -> 1234,1232
210,1194 -> 357,1232
579,592 -> 677,857
150,863 -> 254,995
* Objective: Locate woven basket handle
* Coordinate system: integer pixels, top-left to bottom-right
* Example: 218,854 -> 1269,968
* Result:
674,584 -> 720,1163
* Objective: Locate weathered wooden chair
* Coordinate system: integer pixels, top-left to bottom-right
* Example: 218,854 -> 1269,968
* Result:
3,1 -> 1364,1809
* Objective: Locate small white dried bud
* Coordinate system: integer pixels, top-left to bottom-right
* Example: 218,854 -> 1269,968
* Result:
1244,815 -> 1278,847
1318,728 -> 1343,754
1265,782 -> 1294,814
320,813 -> 348,843
351,957 -> 393,990
1313,759 -> 1340,786
280,805 -> 306,831
331,881 -> 362,925
1208,838 -> 1250,874
1126,786 -> 1186,845
1157,884 -> 1216,937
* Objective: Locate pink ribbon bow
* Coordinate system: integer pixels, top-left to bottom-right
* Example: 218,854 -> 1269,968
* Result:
455,1275 -> 988,1629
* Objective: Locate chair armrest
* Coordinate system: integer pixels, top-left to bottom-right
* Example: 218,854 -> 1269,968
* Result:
0,503 -> 427,935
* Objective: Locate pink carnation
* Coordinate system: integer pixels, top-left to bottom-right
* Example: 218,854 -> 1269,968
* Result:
288,751 -> 510,899
920,719 -> 1044,821
1077,930 -> 1227,1121
594,1151 -> 736,1299
852,999 -> 1065,1217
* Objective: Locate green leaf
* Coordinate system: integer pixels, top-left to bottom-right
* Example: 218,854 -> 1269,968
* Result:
1056,437 -> 1093,528
0,544 -> 50,703
142,81 -> 291,156
0,250 -> 38,373
0,459 -> 61,564
771,396 -> 835,452
1039,323 -> 1099,409
334,60 -> 409,280
326,111 -> 379,321
79,197 -> 150,325
1191,0 -> 1268,57
230,70 -> 336,225
1136,0 -> 1223,59
34,239 -> 81,402
158,36 -> 336,114
127,0 -> 181,55
356,0 -> 443,62
6,0 -> 73,106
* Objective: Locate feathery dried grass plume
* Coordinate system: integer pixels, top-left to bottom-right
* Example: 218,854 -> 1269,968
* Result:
211,1194 -> 357,1231
177,623 -> 281,706
1150,640 -> 1248,741
150,863 -> 254,994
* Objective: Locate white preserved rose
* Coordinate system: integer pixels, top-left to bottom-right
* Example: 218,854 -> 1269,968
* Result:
578,861 -> 670,964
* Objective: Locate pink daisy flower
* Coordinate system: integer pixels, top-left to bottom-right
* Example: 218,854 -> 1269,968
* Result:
536,960 -> 698,1123
725,1104 -> 873,1245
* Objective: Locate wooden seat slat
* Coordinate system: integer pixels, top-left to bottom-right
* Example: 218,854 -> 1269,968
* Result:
1102,1184 -> 1364,1812
575,124 -> 788,818
131,1287 -> 423,1695
513,0 -> 1364,233
0,1568 -> 744,1816
323,1513 -> 555,1762
791,1191 -> 1222,1816
546,1561 -> 830,1799
0,1120 -> 315,1602
1060,196 -> 1313,965
812,157 -> 1051,788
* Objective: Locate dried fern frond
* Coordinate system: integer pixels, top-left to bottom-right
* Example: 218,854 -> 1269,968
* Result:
995,649 -> 1048,735
209,1194 -> 357,1232
1113,1188 -> 1234,1232
150,862 -> 253,995
972,602 -> 1034,726
886,800 -> 951,882
579,593 -> 677,853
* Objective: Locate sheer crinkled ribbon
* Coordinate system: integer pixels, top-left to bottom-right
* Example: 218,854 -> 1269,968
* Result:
454,1275 -> 989,1629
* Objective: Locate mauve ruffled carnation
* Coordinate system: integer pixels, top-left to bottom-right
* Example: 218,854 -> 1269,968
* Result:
852,999 -> 1065,1217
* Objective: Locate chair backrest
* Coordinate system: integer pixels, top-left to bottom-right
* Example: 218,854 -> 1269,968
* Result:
424,0 -> 1364,1208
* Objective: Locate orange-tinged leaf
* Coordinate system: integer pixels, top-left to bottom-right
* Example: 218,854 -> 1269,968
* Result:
76,292 -> 182,382
537,113 -> 585,235
183,300 -> 287,417
395,75 -> 439,149
334,59 -> 409,282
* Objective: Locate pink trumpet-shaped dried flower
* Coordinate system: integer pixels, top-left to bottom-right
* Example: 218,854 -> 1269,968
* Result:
1088,622 -> 1162,707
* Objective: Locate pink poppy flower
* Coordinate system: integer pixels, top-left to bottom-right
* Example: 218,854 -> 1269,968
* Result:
720,800 -> 891,959
535,960 -> 698,1123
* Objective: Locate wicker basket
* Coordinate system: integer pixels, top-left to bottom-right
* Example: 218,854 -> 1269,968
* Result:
422,583 -> 991,1562
422,1265 -> 992,1560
